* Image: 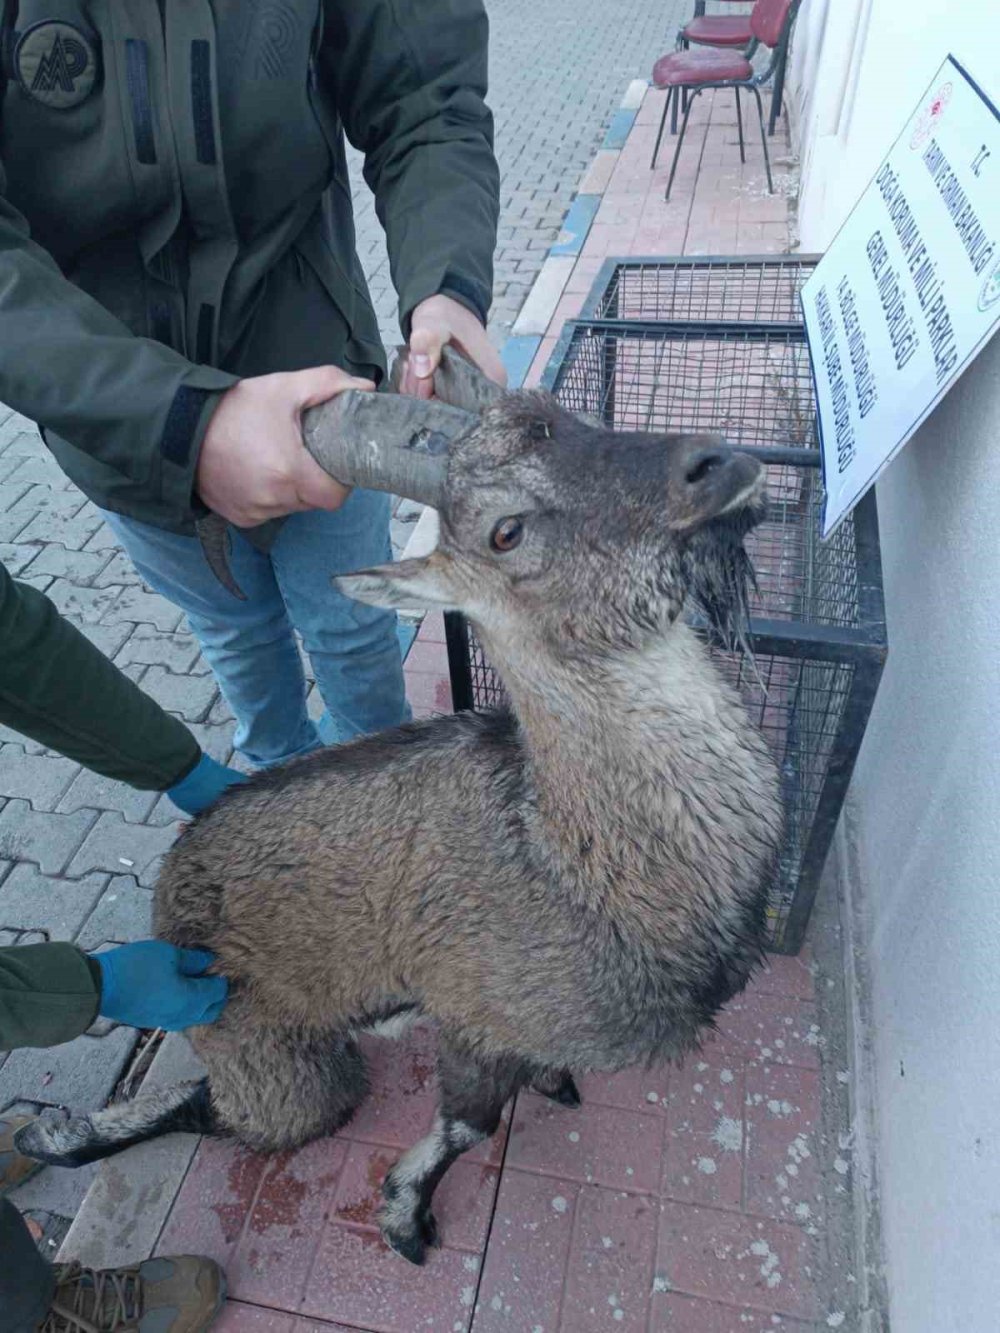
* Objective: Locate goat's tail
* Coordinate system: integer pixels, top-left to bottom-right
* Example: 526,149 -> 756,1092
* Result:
14,1079 -> 216,1168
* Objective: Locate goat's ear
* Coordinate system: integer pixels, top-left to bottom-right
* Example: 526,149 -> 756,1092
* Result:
335,555 -> 454,611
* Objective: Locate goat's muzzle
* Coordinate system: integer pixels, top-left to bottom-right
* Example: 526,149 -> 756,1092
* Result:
667,438 -> 765,533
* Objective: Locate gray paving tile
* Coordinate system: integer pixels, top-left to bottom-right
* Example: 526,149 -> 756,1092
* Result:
76,875 -> 154,948
0,863 -> 108,941
0,802 -> 97,875
65,815 -> 177,887
0,746 -> 79,810
58,769 -> 160,825
0,1025 -> 139,1115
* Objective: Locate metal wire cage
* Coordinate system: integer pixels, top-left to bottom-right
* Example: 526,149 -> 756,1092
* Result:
445,256 -> 887,953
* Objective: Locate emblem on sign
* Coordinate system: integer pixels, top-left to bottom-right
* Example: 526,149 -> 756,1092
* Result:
909,82 -> 953,151
978,260 -> 1000,313
15,21 -> 98,109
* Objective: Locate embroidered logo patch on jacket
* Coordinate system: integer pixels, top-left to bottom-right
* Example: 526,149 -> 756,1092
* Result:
15,20 -> 99,109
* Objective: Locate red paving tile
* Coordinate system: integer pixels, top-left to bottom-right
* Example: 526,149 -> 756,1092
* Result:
295,1323 -> 368,1333
507,1091 -> 665,1194
403,639 -> 450,674
472,1169 -> 579,1332
649,1292 -> 818,1331
664,1053 -> 746,1213
227,1140 -> 348,1309
332,1140 -> 498,1254
657,1202 -> 820,1320
560,1186 -> 659,1331
753,951 -> 816,1001
213,1304 -> 297,1333
404,670 -> 453,719
415,612 -> 447,645
714,983 -> 822,1070
156,1137 -> 272,1267
744,1063 -> 823,1228
301,1222 -> 479,1331
575,1062 -> 670,1115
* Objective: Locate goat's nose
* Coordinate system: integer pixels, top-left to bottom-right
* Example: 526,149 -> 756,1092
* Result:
683,446 -> 732,486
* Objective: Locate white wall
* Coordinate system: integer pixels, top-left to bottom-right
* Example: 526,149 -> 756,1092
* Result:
790,5 -> 1000,1330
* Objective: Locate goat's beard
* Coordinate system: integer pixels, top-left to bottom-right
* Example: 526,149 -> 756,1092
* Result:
683,496 -> 765,664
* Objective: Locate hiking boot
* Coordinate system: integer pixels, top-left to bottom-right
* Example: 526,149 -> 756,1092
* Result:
0,1115 -> 44,1194
39,1256 -> 226,1333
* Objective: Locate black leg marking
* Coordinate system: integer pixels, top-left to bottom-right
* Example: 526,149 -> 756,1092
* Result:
379,1046 -> 528,1264
14,1080 -> 216,1168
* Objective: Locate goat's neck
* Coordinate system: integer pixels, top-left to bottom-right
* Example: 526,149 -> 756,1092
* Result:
483,622 -> 725,893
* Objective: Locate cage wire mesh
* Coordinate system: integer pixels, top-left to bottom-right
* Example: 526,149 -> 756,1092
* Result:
591,255 -> 819,325
446,257 -> 885,952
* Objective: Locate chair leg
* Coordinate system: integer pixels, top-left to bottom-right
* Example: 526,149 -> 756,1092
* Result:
666,93 -> 695,201
735,87 -> 745,164
751,85 -> 774,193
651,88 -> 672,169
770,34 -> 789,135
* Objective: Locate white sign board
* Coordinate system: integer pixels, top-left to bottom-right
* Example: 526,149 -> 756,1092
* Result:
802,57 -> 1000,538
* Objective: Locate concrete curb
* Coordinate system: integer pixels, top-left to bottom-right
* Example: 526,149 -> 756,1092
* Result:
57,1033 -> 206,1267
503,78 -> 648,385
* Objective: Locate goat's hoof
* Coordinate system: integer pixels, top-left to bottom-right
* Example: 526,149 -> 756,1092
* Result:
13,1116 -> 90,1168
538,1073 -> 582,1109
380,1209 -> 438,1267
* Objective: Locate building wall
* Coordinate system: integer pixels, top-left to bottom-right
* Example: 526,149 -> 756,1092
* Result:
788,5 -> 1000,1330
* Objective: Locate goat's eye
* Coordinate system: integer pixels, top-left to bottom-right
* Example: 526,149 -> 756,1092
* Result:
490,517 -> 524,553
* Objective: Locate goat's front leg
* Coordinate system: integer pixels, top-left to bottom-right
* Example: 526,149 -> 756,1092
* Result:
379,1045 -> 526,1265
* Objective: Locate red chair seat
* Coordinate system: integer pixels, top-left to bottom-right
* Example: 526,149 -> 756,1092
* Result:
682,16 -> 753,47
652,48 -> 753,87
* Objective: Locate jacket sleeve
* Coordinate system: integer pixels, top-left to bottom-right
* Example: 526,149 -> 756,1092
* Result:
0,561 -> 201,791
0,160 -> 237,521
322,0 -> 499,335
0,945 -> 102,1050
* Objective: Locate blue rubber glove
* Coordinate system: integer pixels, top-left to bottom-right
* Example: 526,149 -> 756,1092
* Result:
166,752 -> 248,816
93,942 -> 229,1030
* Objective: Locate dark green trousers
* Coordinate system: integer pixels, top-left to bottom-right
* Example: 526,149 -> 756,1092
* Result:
0,1197 -> 54,1332
0,561 -> 198,788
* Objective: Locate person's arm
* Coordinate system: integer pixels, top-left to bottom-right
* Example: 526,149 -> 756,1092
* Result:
0,943 -> 228,1051
322,0 -> 500,343
0,163 -> 362,528
0,160 -> 237,520
0,561 -> 202,790
0,945 -> 102,1049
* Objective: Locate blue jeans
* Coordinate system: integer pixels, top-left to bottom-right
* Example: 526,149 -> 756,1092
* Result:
102,491 -> 410,767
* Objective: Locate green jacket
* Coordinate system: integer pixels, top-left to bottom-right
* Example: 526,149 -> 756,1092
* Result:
0,558 -> 204,1051
0,945 -> 101,1049
0,0 -> 498,534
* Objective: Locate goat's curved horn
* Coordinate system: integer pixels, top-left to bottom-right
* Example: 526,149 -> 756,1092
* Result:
389,344 -> 506,414
301,390 -> 476,510
197,347 -> 489,597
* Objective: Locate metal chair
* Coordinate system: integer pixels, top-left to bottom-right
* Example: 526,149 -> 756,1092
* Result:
671,2 -> 757,136
650,0 -> 801,200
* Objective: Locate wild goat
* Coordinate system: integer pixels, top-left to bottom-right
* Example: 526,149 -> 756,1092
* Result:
19,355 -> 783,1265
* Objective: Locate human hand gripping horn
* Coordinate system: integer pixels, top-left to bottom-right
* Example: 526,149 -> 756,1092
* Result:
195,347 -> 503,599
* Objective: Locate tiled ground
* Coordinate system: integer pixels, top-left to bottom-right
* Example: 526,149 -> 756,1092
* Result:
523,84 -> 796,390
137,89 -> 859,1333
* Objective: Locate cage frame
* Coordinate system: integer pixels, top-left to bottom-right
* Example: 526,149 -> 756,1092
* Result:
444,255 -> 887,955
